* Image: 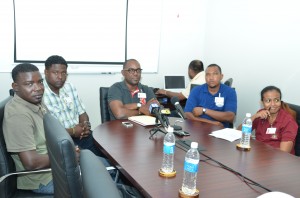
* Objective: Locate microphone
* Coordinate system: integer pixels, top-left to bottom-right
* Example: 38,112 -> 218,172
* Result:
171,96 -> 186,120
149,103 -> 160,114
149,103 -> 169,128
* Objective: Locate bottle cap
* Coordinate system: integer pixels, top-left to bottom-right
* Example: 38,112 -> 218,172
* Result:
246,113 -> 251,117
191,142 -> 198,149
167,126 -> 174,133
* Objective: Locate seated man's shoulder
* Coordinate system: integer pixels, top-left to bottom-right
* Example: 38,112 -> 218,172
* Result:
109,81 -> 122,88
140,83 -> 152,90
63,82 -> 83,97
221,84 -> 236,93
63,81 -> 76,90
192,83 -> 205,92
109,81 -> 123,92
5,97 -> 30,115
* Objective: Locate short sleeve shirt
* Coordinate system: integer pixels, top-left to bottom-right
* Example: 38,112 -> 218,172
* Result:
43,81 -> 86,128
107,81 -> 156,120
184,83 -> 237,128
252,108 -> 298,153
2,95 -> 52,190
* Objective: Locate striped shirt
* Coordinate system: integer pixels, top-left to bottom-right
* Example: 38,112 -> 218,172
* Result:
43,81 -> 86,128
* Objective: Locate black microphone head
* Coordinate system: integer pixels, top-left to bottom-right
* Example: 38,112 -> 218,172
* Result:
171,96 -> 179,105
149,103 -> 160,114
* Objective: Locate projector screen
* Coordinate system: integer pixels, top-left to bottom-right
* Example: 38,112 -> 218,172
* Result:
13,0 -> 162,73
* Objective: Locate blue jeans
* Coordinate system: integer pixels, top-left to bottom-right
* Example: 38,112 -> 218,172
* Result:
73,131 -> 103,157
32,180 -> 54,194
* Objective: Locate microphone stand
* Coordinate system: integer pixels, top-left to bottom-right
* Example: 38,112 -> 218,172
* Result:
149,114 -> 168,139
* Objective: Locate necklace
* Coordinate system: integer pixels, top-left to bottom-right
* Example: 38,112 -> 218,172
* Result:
268,114 -> 278,127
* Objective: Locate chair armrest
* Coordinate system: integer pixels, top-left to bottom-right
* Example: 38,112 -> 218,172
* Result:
0,168 -> 51,183
106,166 -> 116,171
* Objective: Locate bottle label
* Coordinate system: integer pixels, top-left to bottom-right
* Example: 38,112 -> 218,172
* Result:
242,125 -> 252,134
163,144 -> 175,154
184,160 -> 199,173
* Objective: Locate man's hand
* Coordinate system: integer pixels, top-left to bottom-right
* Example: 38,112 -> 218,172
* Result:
193,107 -> 204,117
74,122 -> 91,139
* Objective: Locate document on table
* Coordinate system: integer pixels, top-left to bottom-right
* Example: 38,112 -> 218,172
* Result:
209,128 -> 242,142
128,115 -> 158,126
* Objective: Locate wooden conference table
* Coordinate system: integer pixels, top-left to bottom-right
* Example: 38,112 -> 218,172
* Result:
93,118 -> 300,198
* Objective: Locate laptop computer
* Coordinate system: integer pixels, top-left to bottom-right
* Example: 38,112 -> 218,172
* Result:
164,75 -> 186,92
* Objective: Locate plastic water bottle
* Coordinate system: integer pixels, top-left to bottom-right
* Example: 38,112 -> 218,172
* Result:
181,142 -> 200,195
239,113 -> 252,149
161,127 -> 175,173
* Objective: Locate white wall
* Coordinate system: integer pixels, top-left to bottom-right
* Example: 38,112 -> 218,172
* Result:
0,0 -> 206,128
1,0 -> 299,128
203,0 -> 300,126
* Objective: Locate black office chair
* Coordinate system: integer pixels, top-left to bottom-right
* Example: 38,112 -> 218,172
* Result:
0,96 -> 52,198
44,113 -> 122,198
99,87 -> 111,123
190,84 -> 201,92
43,113 -> 83,198
80,150 -> 121,198
9,89 -> 14,96
286,103 -> 300,156
224,78 -> 233,87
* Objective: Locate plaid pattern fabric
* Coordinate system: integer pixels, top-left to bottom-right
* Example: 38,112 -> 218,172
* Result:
43,81 -> 86,128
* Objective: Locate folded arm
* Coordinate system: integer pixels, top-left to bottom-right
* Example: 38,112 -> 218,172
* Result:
109,100 -> 140,119
192,107 -> 235,123
185,112 -> 224,127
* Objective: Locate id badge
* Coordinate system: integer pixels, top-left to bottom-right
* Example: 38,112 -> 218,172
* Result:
266,127 -> 276,134
138,93 -> 146,98
215,93 -> 224,107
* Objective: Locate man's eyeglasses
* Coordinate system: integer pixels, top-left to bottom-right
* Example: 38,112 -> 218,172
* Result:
123,68 -> 143,74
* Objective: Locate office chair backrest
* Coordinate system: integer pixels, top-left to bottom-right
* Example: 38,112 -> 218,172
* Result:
224,78 -> 233,87
190,84 -> 201,92
9,89 -> 14,96
43,113 -> 83,198
1,96 -> 52,198
99,87 -> 110,123
80,150 -> 122,198
286,103 -> 300,156
0,96 -> 17,198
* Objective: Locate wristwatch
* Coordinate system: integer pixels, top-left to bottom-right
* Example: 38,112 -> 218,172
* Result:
137,103 -> 142,109
202,108 -> 207,115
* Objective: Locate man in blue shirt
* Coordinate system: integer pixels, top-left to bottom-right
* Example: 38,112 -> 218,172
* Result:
184,64 -> 237,128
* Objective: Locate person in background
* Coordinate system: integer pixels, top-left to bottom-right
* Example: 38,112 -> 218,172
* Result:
184,64 -> 237,128
237,85 -> 298,154
43,55 -> 102,157
3,63 -> 53,194
155,59 -> 205,101
108,59 -> 159,120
